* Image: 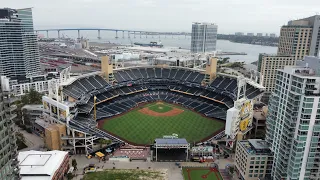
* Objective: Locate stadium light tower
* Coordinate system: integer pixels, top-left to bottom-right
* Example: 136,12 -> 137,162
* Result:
94,96 -> 97,121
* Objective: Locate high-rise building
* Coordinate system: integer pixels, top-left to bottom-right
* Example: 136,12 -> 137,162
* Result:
278,15 -> 320,59
258,53 -> 296,102
235,139 -> 273,180
266,64 -> 320,179
191,22 -> 217,53
257,33 -> 263,37
247,33 -> 254,36
270,33 -> 276,38
0,8 -> 40,78
235,32 -> 244,36
0,77 -> 20,180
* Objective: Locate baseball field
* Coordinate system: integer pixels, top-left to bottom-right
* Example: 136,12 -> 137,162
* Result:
182,167 -> 223,180
99,102 -> 225,145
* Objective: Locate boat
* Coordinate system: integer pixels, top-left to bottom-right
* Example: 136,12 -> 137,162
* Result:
134,41 -> 163,48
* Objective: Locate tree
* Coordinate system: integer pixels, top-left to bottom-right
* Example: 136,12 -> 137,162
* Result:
66,172 -> 74,180
21,88 -> 42,105
16,132 -> 25,143
72,159 -> 78,171
99,139 -> 112,148
217,57 -> 230,65
15,88 -> 43,128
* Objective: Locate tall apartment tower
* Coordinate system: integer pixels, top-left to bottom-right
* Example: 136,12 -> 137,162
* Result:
191,22 -> 218,53
266,65 -> 320,179
278,15 -> 320,60
0,8 -> 40,78
0,78 -> 20,180
258,53 -> 296,103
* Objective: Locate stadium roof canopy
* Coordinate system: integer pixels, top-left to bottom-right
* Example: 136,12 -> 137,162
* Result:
154,138 -> 190,149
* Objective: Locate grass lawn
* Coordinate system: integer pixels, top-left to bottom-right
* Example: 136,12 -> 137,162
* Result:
182,167 -> 223,180
102,102 -> 225,145
83,169 -> 166,180
147,103 -> 172,113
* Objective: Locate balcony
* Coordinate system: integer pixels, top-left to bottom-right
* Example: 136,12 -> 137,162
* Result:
3,96 -> 19,104
11,158 -> 19,167
5,105 -> 17,112
5,113 -> 17,120
11,151 -> 18,158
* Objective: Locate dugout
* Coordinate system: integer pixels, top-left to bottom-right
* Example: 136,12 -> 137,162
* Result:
153,138 -> 190,162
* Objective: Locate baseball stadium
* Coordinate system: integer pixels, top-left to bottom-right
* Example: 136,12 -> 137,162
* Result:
41,56 -> 264,161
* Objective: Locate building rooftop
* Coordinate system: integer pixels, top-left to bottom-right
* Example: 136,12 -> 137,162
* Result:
253,111 -> 266,121
155,138 -> 188,146
192,22 -> 217,26
18,150 -> 68,180
297,56 -> 320,70
35,117 -> 51,128
239,139 -> 272,155
21,104 -> 43,111
281,66 -> 320,77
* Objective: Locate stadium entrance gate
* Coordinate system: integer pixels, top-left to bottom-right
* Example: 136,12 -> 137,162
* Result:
154,138 -> 190,162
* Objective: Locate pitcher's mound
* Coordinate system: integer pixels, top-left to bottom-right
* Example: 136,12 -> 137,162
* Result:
139,107 -> 184,117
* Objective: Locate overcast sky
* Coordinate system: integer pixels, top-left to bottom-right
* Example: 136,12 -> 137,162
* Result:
3,0 -> 320,34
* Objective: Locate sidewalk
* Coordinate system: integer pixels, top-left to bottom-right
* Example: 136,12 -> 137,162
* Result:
15,126 -> 45,152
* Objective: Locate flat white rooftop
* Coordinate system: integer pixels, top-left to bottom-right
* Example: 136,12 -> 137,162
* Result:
18,150 -> 68,180
127,46 -> 171,53
21,104 -> 43,111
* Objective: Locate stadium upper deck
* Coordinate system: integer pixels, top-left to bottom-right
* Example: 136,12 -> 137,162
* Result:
61,66 -> 263,126
41,57 -> 265,153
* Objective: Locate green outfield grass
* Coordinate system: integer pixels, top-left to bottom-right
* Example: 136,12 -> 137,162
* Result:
83,169 -> 165,180
102,102 -> 225,145
182,167 -> 223,180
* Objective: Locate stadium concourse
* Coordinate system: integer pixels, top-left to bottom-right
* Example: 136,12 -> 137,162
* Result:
41,57 -> 264,158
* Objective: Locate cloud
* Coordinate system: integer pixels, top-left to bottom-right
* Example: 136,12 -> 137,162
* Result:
3,0 -> 320,34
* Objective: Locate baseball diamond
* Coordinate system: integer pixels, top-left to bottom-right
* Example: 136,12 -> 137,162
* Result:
98,102 -> 225,145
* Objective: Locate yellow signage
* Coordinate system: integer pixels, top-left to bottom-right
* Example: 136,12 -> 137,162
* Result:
240,119 -> 249,131
240,101 -> 252,120
239,100 -> 253,131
